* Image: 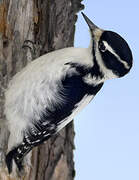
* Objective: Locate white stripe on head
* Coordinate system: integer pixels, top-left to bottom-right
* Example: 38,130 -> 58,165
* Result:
103,41 -> 130,69
95,43 -> 118,80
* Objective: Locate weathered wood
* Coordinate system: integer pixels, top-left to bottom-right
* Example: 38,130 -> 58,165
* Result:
0,0 -> 84,179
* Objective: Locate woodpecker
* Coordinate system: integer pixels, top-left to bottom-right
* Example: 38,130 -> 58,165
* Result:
5,13 -> 133,174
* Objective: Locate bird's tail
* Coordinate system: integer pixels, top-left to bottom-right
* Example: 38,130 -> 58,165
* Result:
5,125 -> 54,173
5,147 -> 23,174
5,143 -> 31,174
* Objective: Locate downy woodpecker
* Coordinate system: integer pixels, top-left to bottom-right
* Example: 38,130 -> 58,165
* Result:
5,13 -> 133,173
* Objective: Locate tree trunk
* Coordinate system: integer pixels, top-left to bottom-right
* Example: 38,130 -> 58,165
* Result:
0,0 -> 84,179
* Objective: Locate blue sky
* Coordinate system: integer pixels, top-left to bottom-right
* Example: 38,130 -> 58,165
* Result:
74,1 -> 139,180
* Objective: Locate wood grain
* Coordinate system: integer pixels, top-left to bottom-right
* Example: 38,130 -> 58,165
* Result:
0,0 -> 84,179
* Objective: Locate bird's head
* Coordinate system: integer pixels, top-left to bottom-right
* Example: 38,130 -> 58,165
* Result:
82,13 -> 133,80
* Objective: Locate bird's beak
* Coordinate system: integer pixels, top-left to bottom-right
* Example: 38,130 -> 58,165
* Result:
81,12 -> 99,35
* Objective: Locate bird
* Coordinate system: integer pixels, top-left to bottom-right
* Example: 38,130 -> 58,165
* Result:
4,12 -> 133,174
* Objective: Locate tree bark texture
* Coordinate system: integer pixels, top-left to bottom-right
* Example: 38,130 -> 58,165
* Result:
0,0 -> 84,179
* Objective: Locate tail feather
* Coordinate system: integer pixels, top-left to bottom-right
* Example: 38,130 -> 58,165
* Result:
5,148 -> 24,174
5,150 -> 14,174
5,126 -> 54,174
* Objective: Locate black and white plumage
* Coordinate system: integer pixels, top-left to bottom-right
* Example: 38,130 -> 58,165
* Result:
5,13 -> 133,173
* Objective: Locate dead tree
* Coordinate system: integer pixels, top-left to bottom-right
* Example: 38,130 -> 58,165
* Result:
0,0 -> 84,179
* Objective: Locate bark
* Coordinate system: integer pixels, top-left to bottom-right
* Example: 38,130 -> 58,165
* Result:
0,0 -> 84,179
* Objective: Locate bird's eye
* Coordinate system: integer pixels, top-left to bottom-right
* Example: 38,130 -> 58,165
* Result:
99,41 -> 106,52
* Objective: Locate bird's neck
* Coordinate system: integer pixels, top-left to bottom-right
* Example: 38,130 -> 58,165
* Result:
88,43 -> 106,85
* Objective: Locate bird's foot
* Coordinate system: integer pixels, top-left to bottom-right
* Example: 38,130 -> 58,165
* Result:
22,39 -> 42,59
